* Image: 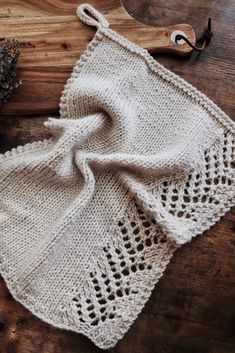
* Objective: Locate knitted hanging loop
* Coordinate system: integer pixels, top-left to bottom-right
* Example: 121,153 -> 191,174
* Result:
76,3 -> 109,29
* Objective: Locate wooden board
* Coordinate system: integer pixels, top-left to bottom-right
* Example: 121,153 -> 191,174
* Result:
0,1 -> 235,353
0,0 -> 196,115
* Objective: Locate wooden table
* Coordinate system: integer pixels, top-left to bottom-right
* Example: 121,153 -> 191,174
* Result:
0,1 -> 234,352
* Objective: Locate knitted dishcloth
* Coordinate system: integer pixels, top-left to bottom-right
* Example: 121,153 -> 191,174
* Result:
0,3 -> 234,350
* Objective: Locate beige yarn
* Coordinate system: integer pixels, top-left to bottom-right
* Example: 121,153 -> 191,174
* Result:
0,3 -> 235,349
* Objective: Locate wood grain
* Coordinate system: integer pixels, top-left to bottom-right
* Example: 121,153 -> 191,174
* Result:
0,1 -> 235,353
0,0 -> 196,115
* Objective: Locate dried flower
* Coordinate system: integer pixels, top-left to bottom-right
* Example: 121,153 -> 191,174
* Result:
0,38 -> 22,107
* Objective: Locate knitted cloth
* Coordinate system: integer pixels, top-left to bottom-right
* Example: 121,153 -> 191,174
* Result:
0,3 -> 234,349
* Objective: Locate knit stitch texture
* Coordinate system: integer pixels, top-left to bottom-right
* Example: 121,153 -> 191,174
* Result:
0,3 -> 234,349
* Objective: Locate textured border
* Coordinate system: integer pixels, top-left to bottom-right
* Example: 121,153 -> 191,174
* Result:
101,27 -> 235,133
0,17 -> 235,351
59,25 -> 235,134
56,21 -> 235,347
0,240 -> 178,349
0,138 -> 53,164
59,29 -> 105,118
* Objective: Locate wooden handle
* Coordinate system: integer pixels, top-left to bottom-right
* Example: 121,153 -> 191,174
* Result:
116,23 -> 195,56
0,0 -> 195,115
105,3 -> 195,56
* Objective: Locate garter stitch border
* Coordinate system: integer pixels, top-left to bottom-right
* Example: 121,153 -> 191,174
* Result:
59,8 -> 235,132
0,5 -> 234,161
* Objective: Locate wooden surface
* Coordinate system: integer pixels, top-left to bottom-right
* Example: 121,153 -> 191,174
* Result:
0,1 -> 235,353
0,0 -> 196,116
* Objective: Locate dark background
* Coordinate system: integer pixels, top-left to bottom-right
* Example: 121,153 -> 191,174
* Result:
0,1 -> 234,352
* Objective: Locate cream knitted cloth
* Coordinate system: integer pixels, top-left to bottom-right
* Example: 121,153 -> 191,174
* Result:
0,3 -> 235,349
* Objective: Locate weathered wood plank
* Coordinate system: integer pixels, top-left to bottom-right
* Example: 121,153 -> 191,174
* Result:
0,0 -> 197,115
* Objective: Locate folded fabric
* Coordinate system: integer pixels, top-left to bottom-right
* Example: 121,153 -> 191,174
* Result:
0,3 -> 234,349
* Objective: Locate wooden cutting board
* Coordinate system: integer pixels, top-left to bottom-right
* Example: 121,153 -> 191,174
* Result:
0,0 -> 195,115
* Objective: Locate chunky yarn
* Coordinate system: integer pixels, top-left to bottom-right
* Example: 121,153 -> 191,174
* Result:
0,3 -> 234,349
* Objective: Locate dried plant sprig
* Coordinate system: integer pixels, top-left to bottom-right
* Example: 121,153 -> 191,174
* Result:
0,38 -> 22,107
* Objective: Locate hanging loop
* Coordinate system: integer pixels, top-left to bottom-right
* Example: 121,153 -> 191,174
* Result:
76,4 -> 109,29
175,18 -> 213,52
